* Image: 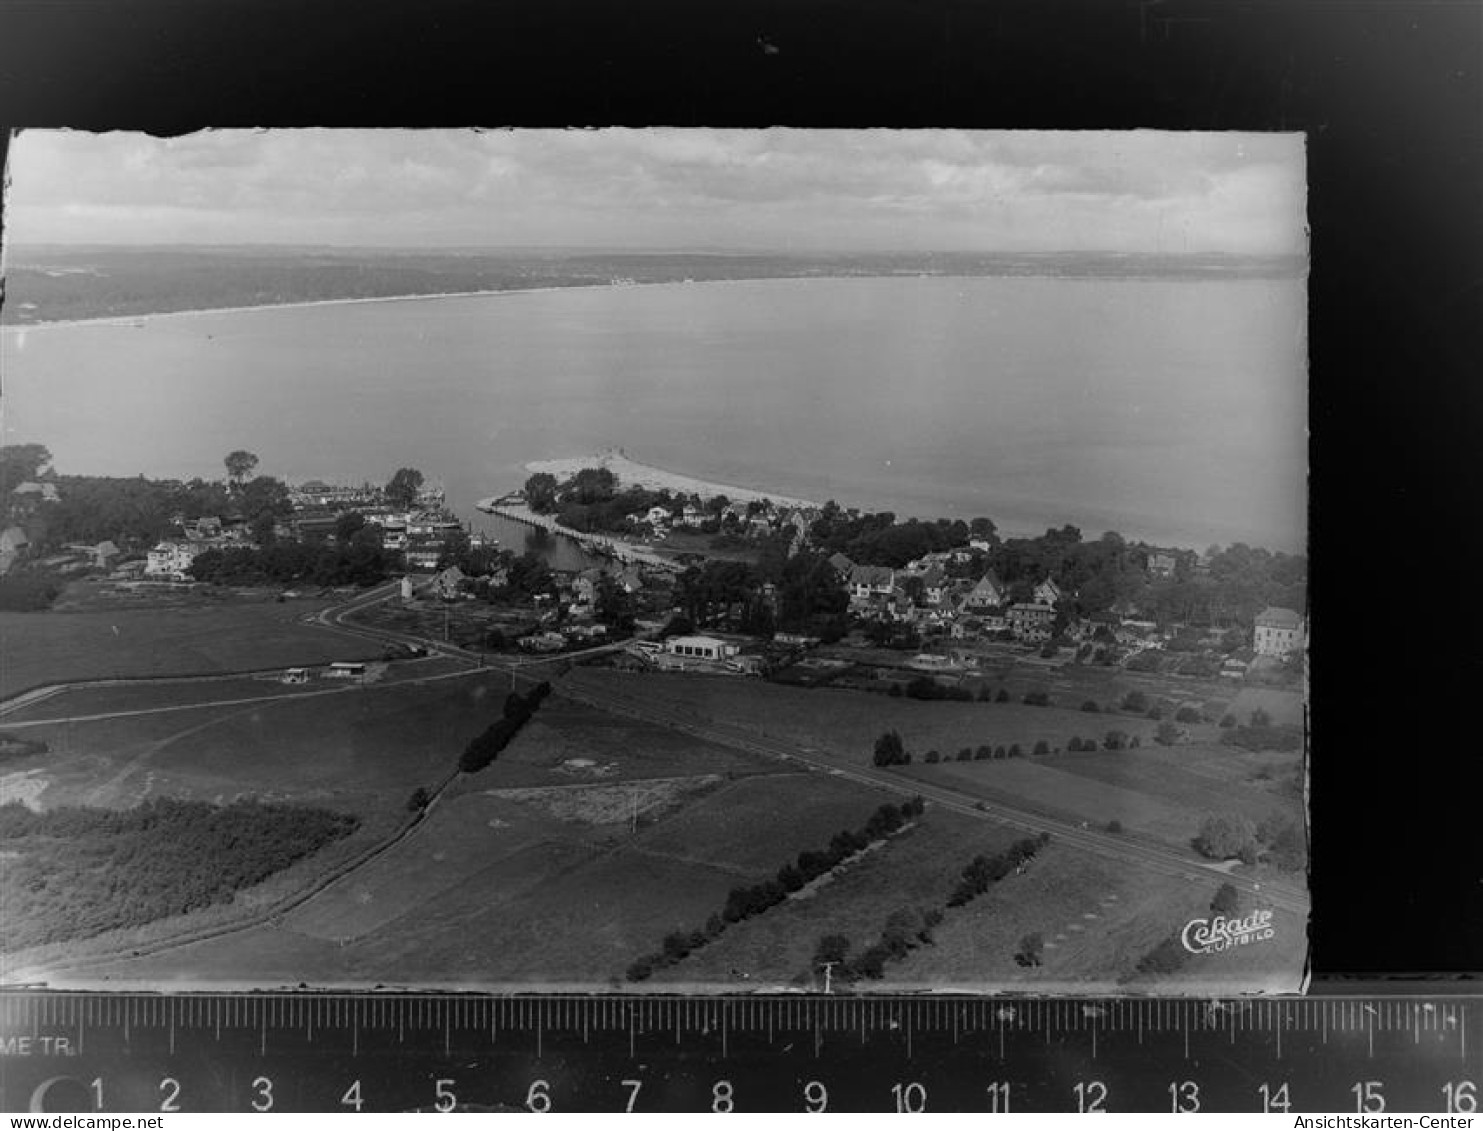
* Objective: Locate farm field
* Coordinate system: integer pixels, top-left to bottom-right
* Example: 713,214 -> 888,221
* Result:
26,746 -> 920,986
0,598 -> 383,698
0,656 -> 472,725
454,694 -> 778,789
2,671 -> 506,811
566,666 -> 1167,762
651,806 -> 1026,988
887,844 -> 1209,988
1038,741 -> 1304,807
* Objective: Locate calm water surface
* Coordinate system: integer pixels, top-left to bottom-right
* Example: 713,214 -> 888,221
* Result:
1,276 -> 1306,551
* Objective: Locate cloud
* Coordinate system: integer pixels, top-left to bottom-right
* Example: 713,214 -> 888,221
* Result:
4,128 -> 1305,254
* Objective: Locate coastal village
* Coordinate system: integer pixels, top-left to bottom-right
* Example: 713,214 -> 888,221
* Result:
0,442 -> 1309,995
0,447 -> 1306,690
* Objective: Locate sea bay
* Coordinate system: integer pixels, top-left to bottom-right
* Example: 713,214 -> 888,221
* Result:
0,274 -> 1306,551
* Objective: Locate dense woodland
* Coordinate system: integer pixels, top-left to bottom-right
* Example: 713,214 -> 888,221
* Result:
0,798 -> 359,950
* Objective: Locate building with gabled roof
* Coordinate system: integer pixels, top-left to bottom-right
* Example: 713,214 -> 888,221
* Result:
1033,578 -> 1064,606
1254,606 -> 1304,657
963,571 -> 1007,612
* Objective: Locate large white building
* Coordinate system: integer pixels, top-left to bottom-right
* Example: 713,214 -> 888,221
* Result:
145,541 -> 199,580
1254,606 -> 1304,657
663,635 -> 739,661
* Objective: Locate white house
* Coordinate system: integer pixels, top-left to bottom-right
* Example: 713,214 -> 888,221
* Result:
145,541 -> 199,580
663,635 -> 739,661
1254,606 -> 1304,657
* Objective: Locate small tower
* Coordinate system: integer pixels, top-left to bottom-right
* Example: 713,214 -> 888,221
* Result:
400,576 -> 414,601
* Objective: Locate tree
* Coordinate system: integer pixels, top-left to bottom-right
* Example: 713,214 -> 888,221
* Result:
1102,730 -> 1128,751
0,443 -> 53,490
872,730 -> 906,767
1211,883 -> 1241,918
924,749 -> 940,764
334,511 -> 367,543
1106,818 -> 1123,834
523,472 -> 559,513
1081,700 -> 1100,712
224,450 -> 259,489
1067,736 -> 1083,752
385,467 -> 425,510
1014,932 -> 1044,967
1033,740 -> 1050,755
995,688 -> 1010,703
406,786 -> 431,813
814,934 -> 851,967
1155,721 -> 1181,746
1121,690 -> 1149,713
1193,813 -> 1259,861
1250,707 -> 1272,727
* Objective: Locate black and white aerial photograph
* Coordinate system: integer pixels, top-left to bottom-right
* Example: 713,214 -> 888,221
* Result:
0,128 -> 1309,992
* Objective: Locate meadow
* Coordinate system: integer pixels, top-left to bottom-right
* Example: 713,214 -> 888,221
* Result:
0,598 -> 382,698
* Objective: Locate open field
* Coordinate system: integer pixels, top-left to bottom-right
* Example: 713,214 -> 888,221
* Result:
1041,741 -> 1304,806
4,671 -> 506,811
618,772 -> 896,873
565,667 -> 1169,761
904,748 -> 1300,851
0,656 -> 467,725
0,598 -> 383,698
450,694 -> 778,789
651,807 -> 1026,988
285,790 -> 578,941
888,842 -> 1305,992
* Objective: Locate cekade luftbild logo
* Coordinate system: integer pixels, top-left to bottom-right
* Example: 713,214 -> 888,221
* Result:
1181,909 -> 1276,955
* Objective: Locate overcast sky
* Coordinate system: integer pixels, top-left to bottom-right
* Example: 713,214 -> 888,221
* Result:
4,128 -> 1306,255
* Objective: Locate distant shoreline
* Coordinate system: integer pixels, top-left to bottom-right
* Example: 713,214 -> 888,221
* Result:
0,283 -> 622,332
0,260 -> 1301,332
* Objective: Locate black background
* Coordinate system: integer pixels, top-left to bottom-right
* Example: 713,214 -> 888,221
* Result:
1,0 -> 1479,983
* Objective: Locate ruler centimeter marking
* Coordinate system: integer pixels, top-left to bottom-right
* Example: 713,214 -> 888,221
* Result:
2,993 -> 1479,1113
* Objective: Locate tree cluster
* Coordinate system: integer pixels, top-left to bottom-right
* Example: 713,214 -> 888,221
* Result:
898,676 -> 974,702
0,797 -> 358,951
946,832 -> 1052,908
872,729 -> 911,767
1220,722 -> 1303,753
625,798 -> 926,981
189,541 -> 399,588
457,681 -> 552,773
809,504 -> 978,569
835,904 -> 946,982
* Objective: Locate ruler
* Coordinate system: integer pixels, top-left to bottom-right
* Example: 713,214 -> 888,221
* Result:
1,993 -> 1478,1113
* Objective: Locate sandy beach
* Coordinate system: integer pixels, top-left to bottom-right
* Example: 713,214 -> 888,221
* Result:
523,450 -> 822,510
